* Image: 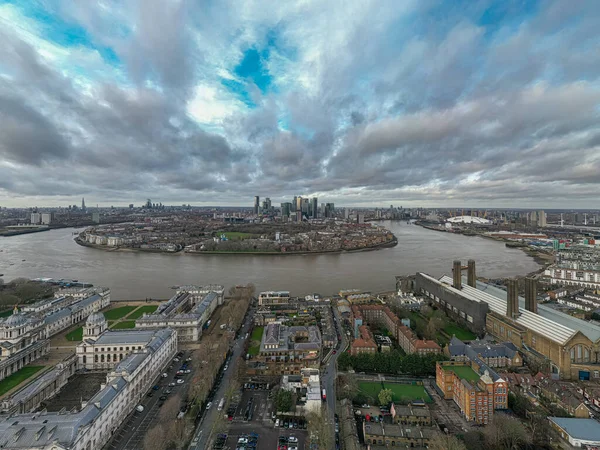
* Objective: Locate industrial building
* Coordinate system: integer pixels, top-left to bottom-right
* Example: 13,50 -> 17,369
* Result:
416,260 -> 600,380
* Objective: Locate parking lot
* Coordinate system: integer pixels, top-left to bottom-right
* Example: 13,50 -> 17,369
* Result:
104,350 -> 194,450
219,422 -> 308,450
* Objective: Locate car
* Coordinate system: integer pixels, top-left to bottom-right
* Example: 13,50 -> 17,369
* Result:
174,358 -> 180,362
289,421 -> 293,429
136,405 -> 144,412
169,382 -> 175,387
283,419 -> 289,428
152,385 -> 160,390
161,373 -> 168,378
177,379 -> 184,384
159,395 -> 167,401
147,392 -> 154,397
288,437 -> 298,443
332,350 -> 337,354
289,447 -> 298,450
185,369 -> 191,373
186,357 -> 192,361
224,365 -> 228,371
237,438 -> 248,444
275,419 -> 280,427
206,402 -> 213,409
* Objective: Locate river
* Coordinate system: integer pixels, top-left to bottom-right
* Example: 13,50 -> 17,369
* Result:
0,221 -> 540,300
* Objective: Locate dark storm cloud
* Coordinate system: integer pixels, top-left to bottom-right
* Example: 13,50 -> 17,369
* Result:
0,0 -> 599,207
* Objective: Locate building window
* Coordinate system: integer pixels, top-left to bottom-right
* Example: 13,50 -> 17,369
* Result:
532,337 -> 536,348
507,330 -> 512,338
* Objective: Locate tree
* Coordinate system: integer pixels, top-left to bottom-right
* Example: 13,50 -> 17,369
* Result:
307,406 -> 334,449
159,394 -> 181,421
463,431 -> 485,450
377,388 -> 393,406
484,414 -> 531,450
429,434 -> 467,450
143,424 -> 167,450
275,389 -> 293,412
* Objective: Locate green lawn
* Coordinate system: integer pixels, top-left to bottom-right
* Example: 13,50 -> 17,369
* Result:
103,306 -> 137,321
66,327 -> 83,341
444,323 -> 477,341
443,365 -> 480,382
219,231 -> 255,240
127,305 -> 158,320
0,366 -> 44,396
111,320 -> 136,329
248,326 -> 264,356
358,381 -> 432,403
0,309 -> 13,318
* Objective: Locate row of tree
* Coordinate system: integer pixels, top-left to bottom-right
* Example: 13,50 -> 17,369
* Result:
337,350 -> 448,376
143,284 -> 255,450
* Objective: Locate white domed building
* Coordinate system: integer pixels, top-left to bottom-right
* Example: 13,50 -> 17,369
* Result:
0,307 -> 48,381
84,311 -> 107,340
446,215 -> 491,225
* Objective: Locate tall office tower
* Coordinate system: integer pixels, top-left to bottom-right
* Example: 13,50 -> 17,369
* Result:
311,197 -> 318,218
281,203 -> 291,218
254,196 -> 260,215
326,203 -> 335,217
292,196 -> 297,212
301,198 -> 309,215
344,208 -> 350,219
538,210 -> 546,227
81,198 -> 86,212
266,198 -> 271,211
296,196 -> 303,213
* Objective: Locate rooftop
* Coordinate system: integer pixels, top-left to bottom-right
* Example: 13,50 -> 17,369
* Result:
442,364 -> 480,383
549,417 -> 600,442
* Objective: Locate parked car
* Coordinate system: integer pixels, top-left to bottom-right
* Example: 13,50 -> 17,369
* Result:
136,405 -> 144,412
177,379 -> 184,384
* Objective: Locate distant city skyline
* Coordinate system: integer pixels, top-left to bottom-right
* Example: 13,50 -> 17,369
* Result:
0,2 -> 598,208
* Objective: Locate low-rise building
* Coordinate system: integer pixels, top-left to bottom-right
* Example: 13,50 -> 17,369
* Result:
446,337 -> 522,368
390,404 -> 432,426
548,417 -> 600,448
351,325 -> 377,355
258,291 -> 291,306
363,422 -> 434,448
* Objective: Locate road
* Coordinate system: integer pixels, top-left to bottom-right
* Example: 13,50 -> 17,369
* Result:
189,305 -> 255,450
322,306 -> 348,421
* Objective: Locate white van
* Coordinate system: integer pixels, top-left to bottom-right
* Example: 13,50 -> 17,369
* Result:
136,405 -> 144,412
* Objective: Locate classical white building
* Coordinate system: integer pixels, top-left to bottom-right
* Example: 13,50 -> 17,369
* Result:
0,310 -> 49,382
135,286 -> 223,342
0,326 -> 176,450
76,312 -> 176,370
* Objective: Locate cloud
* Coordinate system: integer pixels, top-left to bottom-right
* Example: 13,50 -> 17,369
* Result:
0,0 -> 598,208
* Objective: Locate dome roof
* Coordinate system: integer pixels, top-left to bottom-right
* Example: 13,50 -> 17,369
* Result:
86,312 -> 106,325
5,313 -> 27,327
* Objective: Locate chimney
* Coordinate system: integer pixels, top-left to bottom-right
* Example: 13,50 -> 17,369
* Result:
506,279 -> 519,319
525,278 -> 537,313
467,260 -> 476,288
453,260 -> 462,290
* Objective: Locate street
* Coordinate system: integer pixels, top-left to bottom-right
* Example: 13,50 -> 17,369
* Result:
189,305 -> 255,449
322,305 -> 348,421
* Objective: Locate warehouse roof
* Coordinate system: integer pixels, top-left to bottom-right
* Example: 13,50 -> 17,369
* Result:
434,275 -> 577,345
549,417 -> 600,442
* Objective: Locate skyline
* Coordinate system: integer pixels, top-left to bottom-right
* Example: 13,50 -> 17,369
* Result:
0,1 -> 599,208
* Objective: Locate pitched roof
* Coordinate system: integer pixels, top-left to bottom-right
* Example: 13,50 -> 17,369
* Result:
549,417 -> 600,442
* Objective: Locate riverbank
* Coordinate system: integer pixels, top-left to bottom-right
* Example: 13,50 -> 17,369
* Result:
414,221 -> 551,268
74,236 -> 398,256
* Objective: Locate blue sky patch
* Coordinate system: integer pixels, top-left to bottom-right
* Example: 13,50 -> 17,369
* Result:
234,47 -> 272,93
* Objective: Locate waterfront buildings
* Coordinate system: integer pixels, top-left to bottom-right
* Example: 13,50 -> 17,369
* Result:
0,323 -> 176,450
135,285 -> 223,343
258,291 -> 291,306
416,260 -> 600,380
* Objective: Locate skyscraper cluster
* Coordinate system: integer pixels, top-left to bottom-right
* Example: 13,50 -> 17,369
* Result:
253,195 -> 334,220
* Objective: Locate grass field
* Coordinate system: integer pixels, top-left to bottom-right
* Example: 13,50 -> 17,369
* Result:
0,366 -> 44,396
111,320 -> 136,329
444,323 -> 477,341
0,309 -> 13,318
248,326 -> 264,356
219,231 -> 255,240
66,327 -> 83,341
127,305 -> 158,320
443,365 -> 480,382
104,306 -> 137,321
358,381 -> 432,403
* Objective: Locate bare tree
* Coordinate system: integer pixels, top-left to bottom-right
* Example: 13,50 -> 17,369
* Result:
159,394 -> 181,421
307,406 -> 334,449
484,415 -> 531,450
166,417 -> 190,449
429,434 -> 467,450
143,424 -> 167,450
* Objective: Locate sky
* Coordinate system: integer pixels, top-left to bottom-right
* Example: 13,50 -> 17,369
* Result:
0,0 -> 599,209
